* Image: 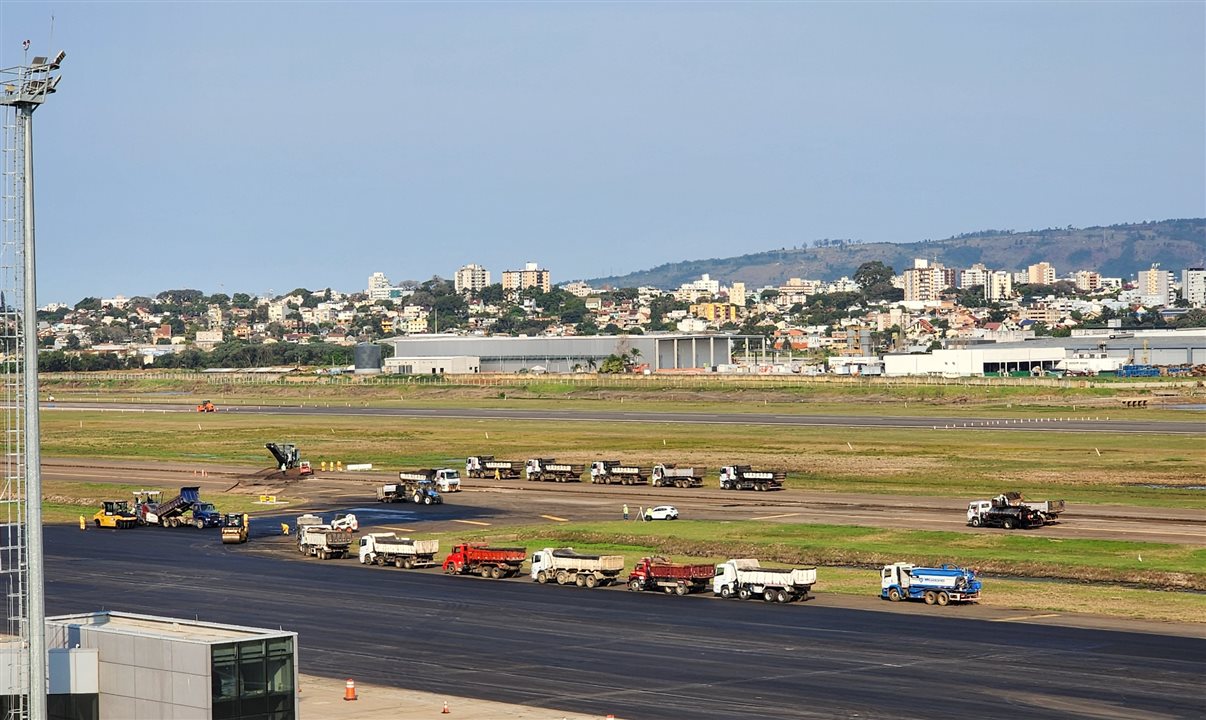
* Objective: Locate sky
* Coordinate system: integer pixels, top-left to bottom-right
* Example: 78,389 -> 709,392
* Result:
0,1 -> 1203,304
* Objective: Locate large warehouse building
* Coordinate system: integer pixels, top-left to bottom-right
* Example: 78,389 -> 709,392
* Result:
382,334 -> 766,374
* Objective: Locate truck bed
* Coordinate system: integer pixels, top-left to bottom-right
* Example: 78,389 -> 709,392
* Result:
646,562 -> 715,580
549,549 -> 625,572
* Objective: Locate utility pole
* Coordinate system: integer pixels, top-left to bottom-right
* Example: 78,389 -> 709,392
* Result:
1,47 -> 66,720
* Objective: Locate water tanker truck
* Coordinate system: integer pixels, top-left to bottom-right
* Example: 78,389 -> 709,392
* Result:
525,458 -> 585,482
530,548 -> 625,588
880,562 -> 981,605
627,557 -> 715,595
713,559 -> 816,603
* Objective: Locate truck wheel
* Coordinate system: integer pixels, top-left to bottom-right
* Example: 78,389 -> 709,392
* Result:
195,519 -> 205,529
887,587 -> 902,602
720,586 -> 732,599
556,571 -> 569,585
94,519 -> 101,528
738,588 -> 751,600
777,590 -> 790,603
403,558 -> 415,569
763,589 -> 776,602
924,590 -> 937,605
360,554 -> 370,565
423,496 -> 433,505
675,585 -> 688,597
537,571 -> 549,584
490,566 -> 503,580
1003,518 -> 1014,530
628,579 -> 642,592
970,517 -> 982,527
585,574 -> 598,588
575,575 -> 587,587
937,591 -> 950,606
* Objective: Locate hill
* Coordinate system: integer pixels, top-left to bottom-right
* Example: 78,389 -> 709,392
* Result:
584,219 -> 1205,289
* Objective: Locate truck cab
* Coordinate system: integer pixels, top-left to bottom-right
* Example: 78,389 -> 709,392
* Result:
433,468 -> 460,492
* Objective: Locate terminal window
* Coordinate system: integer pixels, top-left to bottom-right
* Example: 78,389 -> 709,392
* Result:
212,637 -> 294,720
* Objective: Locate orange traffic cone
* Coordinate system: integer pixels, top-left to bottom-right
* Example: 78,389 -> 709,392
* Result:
343,678 -> 357,701
442,700 -> 450,713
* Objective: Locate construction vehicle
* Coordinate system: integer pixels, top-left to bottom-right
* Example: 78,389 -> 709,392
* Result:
376,480 -> 443,505
399,468 -> 460,493
589,460 -> 650,485
331,513 -> 359,532
296,524 -> 353,560
442,543 -> 526,578
220,513 -> 249,544
880,563 -> 981,605
530,547 -> 625,588
983,492 -> 1065,524
133,487 -> 220,529
966,499 -> 1045,529
651,464 -> 705,488
264,442 -> 313,477
719,465 -> 786,491
358,534 -> 439,569
92,500 -> 138,529
465,455 -> 522,479
627,557 -> 715,595
196,400 -> 216,412
524,458 -> 584,482
713,559 -> 816,603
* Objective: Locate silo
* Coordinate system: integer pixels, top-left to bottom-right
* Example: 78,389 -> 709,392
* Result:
353,342 -> 383,375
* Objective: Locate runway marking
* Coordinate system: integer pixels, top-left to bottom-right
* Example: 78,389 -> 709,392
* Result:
541,514 -> 569,522
378,526 -> 416,533
750,512 -> 800,521
989,613 -> 1061,623
452,519 -> 491,526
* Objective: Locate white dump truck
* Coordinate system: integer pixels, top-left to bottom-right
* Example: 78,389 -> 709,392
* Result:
719,465 -> 786,491
530,547 -> 626,588
399,468 -> 461,493
651,464 -> 706,488
525,458 -> 585,482
713,558 -> 816,603
358,533 -> 440,569
590,460 -> 650,485
296,525 -> 353,560
465,456 -> 523,479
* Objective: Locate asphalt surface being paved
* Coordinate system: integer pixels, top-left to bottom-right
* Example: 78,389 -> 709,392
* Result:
46,401 -> 1206,435
46,526 -> 1205,720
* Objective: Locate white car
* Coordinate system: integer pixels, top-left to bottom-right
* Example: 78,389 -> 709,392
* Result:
644,505 -> 679,521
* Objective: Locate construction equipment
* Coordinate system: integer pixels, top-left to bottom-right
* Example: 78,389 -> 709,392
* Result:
93,500 -> 138,529
530,548 -> 625,588
627,557 -> 715,595
297,524 -> 353,559
264,443 -> 314,477
880,563 -> 981,605
589,460 -> 650,485
465,456 -> 522,479
966,499 -> 1045,529
443,543 -> 526,578
651,464 -> 706,488
524,458 -> 584,482
399,468 -> 460,493
719,465 -> 786,491
376,481 -> 443,505
196,400 -> 216,412
358,534 -> 439,568
134,486 -> 220,528
713,559 -> 816,603
221,513 -> 249,544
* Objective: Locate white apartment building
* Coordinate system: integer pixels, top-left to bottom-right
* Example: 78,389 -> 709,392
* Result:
960,264 -> 989,289
501,262 -> 551,293
1137,264 -> 1174,307
562,281 -> 594,298
454,263 -> 491,294
1027,262 -> 1057,285
903,259 -> 947,303
367,272 -> 395,301
985,271 -> 1014,302
1182,267 -> 1205,307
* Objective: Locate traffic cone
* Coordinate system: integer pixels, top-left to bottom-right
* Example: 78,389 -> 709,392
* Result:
442,700 -> 450,713
343,678 -> 357,701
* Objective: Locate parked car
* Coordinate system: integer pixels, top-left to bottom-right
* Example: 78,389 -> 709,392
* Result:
644,505 -> 679,521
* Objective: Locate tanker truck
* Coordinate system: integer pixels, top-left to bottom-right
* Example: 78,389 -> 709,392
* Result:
530,547 -> 625,588
880,563 -> 981,606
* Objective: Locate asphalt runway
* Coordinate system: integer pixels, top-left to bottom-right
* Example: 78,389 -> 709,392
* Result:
45,401 -> 1206,434
45,526 -> 1205,719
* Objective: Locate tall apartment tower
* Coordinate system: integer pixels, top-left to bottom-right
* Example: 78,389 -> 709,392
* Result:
367,272 -> 393,300
903,259 -> 947,303
1180,267 -> 1204,307
729,282 -> 747,307
985,271 -> 1014,302
454,263 -> 491,294
1074,270 -> 1102,293
1027,262 -> 1056,285
501,262 -> 551,293
1137,264 -> 1173,307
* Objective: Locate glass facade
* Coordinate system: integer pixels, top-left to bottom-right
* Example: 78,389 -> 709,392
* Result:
212,637 -> 294,720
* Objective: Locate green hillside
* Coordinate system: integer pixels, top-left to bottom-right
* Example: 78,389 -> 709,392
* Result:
585,219 -> 1205,289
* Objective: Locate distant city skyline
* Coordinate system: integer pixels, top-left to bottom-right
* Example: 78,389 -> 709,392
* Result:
2,1 -> 1202,303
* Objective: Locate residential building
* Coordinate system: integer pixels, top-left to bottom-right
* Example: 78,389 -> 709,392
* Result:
673,274 -> 722,303
454,263 -> 491,294
501,262 -> 551,293
367,272 -> 395,301
1182,267 -> 1205,307
1074,270 -> 1102,293
960,264 -> 990,289
903,259 -> 947,303
985,271 -> 1014,302
689,302 -> 740,324
729,282 -> 746,307
562,281 -> 594,298
1027,262 -> 1057,285
1137,264 -> 1174,307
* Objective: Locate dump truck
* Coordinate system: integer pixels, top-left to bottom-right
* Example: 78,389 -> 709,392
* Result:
589,460 -> 650,485
133,487 -> 220,529
988,492 -> 1066,524
196,400 -> 216,412
296,524 -> 353,560
93,500 -> 138,529
966,500 -> 1044,529
399,468 -> 460,493
358,534 -> 439,569
524,458 -> 584,482
376,480 -> 443,505
220,513 -> 249,544
719,465 -> 786,491
442,543 -> 526,578
651,464 -> 706,488
465,455 -> 522,479
880,563 -> 981,605
627,557 -> 715,595
713,559 -> 816,603
530,547 -> 625,588
265,442 -> 313,477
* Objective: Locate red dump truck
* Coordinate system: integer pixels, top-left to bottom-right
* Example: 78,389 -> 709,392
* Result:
442,543 -> 526,579
627,557 -> 716,595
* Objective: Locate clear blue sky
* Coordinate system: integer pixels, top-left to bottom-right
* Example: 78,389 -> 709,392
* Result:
2,1 -> 1203,304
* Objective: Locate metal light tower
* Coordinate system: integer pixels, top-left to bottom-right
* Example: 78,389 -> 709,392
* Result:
0,47 -> 65,720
